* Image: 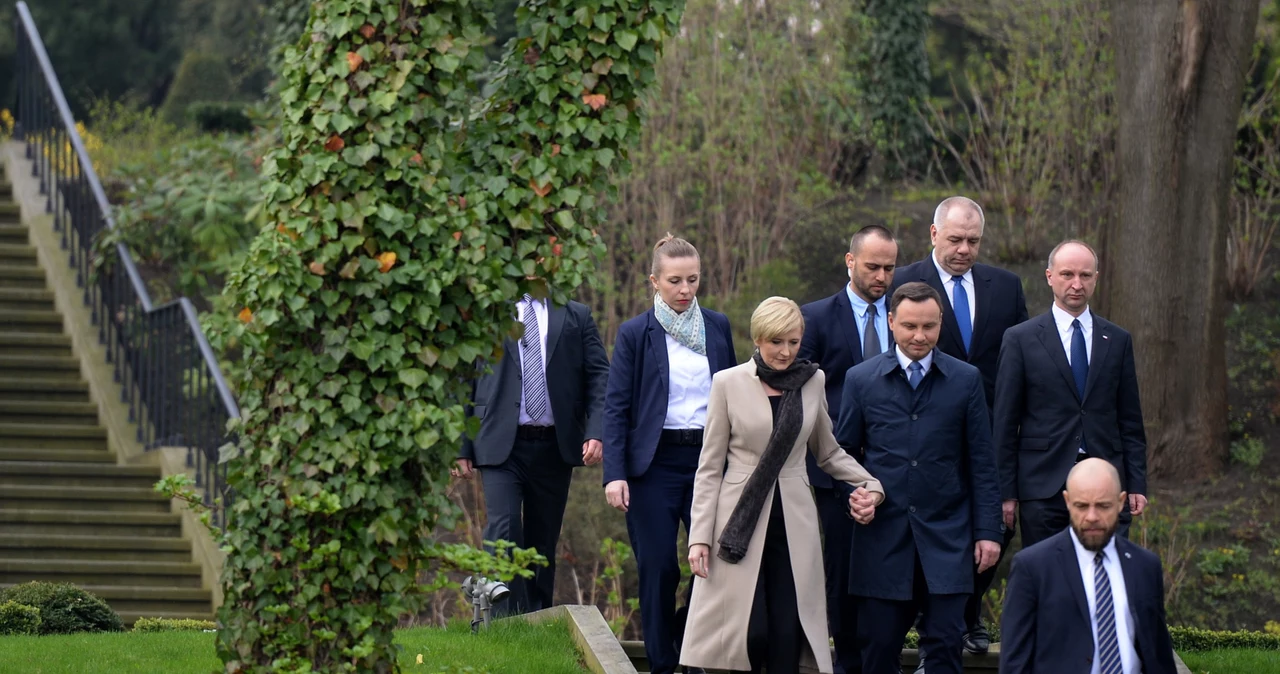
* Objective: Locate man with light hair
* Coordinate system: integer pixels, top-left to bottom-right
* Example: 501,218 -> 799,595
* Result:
999,458 -> 1176,674
890,197 -> 1026,660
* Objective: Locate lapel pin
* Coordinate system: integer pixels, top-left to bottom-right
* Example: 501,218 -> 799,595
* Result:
1124,552 -> 1131,559
1103,335 -> 1110,340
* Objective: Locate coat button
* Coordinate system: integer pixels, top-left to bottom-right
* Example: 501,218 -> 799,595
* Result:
1081,409 -> 1087,416
910,460 -> 918,467
909,506 -> 916,513
910,414 -> 918,421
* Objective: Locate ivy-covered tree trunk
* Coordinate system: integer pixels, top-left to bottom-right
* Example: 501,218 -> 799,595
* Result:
219,1 -> 686,672
861,0 -> 931,176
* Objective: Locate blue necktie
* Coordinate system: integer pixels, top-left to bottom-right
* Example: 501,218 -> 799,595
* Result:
520,296 -> 551,424
1094,551 -> 1124,674
1071,318 -> 1088,400
907,361 -> 923,390
952,275 -> 972,353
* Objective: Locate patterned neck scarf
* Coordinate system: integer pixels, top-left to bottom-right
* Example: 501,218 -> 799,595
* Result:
653,293 -> 707,355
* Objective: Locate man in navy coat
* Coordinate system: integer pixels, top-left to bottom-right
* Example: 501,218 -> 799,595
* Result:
1000,458 -> 1176,674
890,196 -> 1027,657
798,224 -> 898,673
835,282 -> 1002,674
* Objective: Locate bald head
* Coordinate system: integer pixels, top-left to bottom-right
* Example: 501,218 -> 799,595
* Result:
1066,458 -> 1122,496
1064,458 -> 1126,551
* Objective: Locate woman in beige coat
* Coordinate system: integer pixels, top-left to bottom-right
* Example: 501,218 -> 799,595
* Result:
679,297 -> 885,674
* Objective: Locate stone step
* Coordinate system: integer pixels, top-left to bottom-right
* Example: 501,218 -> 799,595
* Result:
0,558 -> 203,588
0,354 -> 82,380
0,287 -> 54,311
0,332 -> 72,357
0,460 -> 158,489
0,509 -> 181,538
0,225 -> 28,246
0,309 -> 63,333
0,484 -> 171,513
0,422 -> 107,450
0,376 -> 90,402
0,447 -> 114,463
0,400 -> 99,427
0,266 -> 47,289
0,243 -> 36,262
0,534 -> 192,563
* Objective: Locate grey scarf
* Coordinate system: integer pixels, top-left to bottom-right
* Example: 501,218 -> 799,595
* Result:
717,352 -> 820,564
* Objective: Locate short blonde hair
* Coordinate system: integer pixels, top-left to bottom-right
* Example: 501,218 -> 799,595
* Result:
751,297 -> 804,342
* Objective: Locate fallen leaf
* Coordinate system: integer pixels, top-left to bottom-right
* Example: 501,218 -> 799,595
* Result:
416,654 -> 424,665
582,93 -> 607,111
238,307 -> 253,323
551,144 -> 561,157
451,231 -> 462,241
378,251 -> 397,273
346,51 -> 364,72
529,179 -> 552,197
359,24 -> 376,39
324,134 -> 345,152
308,261 -> 326,276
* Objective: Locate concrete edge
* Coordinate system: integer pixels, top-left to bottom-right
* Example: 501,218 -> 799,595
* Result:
2,140 -> 224,610
1173,650 -> 1193,674
517,605 -> 638,674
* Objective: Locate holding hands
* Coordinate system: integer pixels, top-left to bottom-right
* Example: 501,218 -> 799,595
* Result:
849,486 -> 882,525
689,543 -> 710,578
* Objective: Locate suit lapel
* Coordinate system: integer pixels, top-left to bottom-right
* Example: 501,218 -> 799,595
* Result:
1083,317 -> 1111,402
545,303 -> 567,363
970,265 -> 993,360
834,291 -> 864,365
1115,538 -> 1148,658
1057,533 -> 1093,632
923,260 -> 965,352
1036,313 -> 1081,402
646,311 -> 671,392
701,308 -> 720,372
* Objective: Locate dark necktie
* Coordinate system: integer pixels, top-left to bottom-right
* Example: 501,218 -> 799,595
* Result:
1094,551 -> 1124,674
863,304 -> 882,360
1071,318 -> 1089,399
953,275 -> 972,353
520,296 -> 551,424
907,361 -> 923,390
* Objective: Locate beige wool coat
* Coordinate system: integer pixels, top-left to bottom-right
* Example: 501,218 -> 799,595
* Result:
679,361 -> 884,673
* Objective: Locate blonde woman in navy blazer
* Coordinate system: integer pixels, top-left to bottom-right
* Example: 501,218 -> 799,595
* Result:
603,234 -> 737,674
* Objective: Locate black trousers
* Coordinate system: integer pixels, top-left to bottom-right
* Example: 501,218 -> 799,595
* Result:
736,489 -> 803,674
479,435 -> 574,614
1019,488 -> 1131,549
815,485 -> 860,674
857,552 -> 967,674
625,441 -> 699,674
964,524 -> 1017,629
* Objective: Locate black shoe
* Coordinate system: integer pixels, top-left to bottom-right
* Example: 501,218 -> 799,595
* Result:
683,668 -> 706,674
963,623 -> 991,654
913,654 -> 925,674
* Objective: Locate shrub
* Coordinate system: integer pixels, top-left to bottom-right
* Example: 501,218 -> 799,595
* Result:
187,102 -> 253,134
160,52 -> 235,126
1229,434 -> 1266,468
0,582 -> 124,635
1170,626 -> 1280,652
133,617 -> 217,632
0,601 -> 41,636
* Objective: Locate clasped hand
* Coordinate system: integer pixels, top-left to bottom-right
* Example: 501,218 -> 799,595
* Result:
849,487 -> 881,524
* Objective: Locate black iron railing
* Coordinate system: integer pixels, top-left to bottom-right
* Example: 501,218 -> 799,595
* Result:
13,1 -> 239,527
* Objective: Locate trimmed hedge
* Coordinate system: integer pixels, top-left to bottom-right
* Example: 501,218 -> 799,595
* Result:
0,582 -> 123,635
133,617 -> 217,633
0,601 -> 41,636
1170,626 -> 1280,652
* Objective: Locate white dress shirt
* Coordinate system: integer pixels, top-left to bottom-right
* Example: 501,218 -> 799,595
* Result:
932,253 -> 976,326
894,345 -> 934,379
1069,528 -> 1140,674
663,333 -> 711,429
1051,303 -> 1094,365
518,297 -> 555,426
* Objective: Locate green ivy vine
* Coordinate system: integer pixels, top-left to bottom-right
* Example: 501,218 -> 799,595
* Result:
217,0 -> 686,671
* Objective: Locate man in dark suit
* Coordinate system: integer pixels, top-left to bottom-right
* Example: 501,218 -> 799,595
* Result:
455,294 -> 610,614
891,196 -> 1027,658
798,224 -> 898,674
994,240 -> 1148,550
836,282 -> 1002,674
1000,458 -> 1176,674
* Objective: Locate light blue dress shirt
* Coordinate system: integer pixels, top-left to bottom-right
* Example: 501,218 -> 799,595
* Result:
845,284 -> 889,358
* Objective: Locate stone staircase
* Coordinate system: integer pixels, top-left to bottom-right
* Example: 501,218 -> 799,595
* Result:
0,164 -> 213,624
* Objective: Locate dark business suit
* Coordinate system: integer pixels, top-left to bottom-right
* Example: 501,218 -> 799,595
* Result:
603,307 -> 735,674
999,530 -> 1177,674
835,350 -> 1002,674
460,300 -> 609,614
994,311 -> 1147,548
891,258 -> 1027,636
799,289 -> 880,673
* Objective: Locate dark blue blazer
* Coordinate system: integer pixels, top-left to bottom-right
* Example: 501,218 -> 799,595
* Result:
1000,530 -> 1177,674
798,289 -> 873,488
993,311 -> 1148,502
891,258 -> 1028,409
602,308 -> 736,484
835,350 -> 1003,600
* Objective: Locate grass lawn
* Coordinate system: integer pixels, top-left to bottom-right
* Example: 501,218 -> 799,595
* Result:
0,620 -> 586,674
1178,649 -> 1280,673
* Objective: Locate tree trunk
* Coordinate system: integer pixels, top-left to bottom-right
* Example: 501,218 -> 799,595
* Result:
1107,0 -> 1259,480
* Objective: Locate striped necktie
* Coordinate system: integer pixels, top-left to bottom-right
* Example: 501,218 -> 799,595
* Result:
520,296 -> 551,424
1094,550 -> 1123,674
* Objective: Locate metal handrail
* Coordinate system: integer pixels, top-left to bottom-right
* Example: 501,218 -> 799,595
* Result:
13,1 -> 239,527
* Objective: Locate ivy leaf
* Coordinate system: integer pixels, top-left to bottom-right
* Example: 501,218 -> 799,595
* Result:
615,30 -> 639,51
398,368 -> 429,390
